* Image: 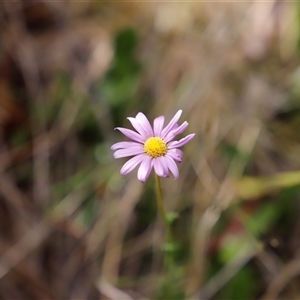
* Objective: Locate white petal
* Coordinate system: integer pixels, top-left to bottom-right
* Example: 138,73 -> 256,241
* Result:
153,116 -> 165,136
135,112 -> 154,137
115,127 -> 146,143
165,121 -> 188,142
165,155 -> 179,180
168,133 -> 195,148
159,156 -> 170,177
127,117 -> 148,138
111,141 -> 142,151
166,149 -> 183,163
161,110 -> 182,139
120,154 -> 146,175
137,156 -> 153,183
153,158 -> 165,177
113,147 -> 144,159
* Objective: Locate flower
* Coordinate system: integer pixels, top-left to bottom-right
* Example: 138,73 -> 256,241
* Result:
111,110 -> 195,182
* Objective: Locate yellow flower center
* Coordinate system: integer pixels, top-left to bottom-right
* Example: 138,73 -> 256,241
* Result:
144,137 -> 168,158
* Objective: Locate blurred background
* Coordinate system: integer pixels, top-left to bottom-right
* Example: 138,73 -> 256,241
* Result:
1,1 -> 300,299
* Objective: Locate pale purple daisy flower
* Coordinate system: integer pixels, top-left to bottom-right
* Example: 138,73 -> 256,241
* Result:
111,110 -> 195,183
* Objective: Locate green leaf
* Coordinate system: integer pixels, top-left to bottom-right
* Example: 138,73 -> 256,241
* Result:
166,212 -> 179,224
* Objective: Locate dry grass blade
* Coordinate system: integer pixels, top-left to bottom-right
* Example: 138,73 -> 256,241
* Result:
259,257 -> 300,300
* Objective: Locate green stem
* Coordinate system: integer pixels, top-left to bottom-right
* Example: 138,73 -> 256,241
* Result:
155,174 -> 167,224
155,174 -> 173,268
